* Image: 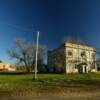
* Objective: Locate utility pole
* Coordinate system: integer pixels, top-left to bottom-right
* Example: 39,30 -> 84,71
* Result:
34,31 -> 39,79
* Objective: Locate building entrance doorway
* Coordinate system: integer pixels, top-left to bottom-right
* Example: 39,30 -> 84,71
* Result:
77,63 -> 88,73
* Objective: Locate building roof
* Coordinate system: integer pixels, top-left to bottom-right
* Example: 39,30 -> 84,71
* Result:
49,38 -> 96,52
64,39 -> 90,47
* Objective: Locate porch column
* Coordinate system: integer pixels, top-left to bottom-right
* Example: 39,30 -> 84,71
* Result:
86,66 -> 88,73
83,65 -> 85,73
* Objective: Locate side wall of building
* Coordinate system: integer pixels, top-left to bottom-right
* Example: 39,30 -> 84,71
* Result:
48,46 -> 66,73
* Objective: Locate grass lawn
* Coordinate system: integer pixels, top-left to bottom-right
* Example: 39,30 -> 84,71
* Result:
0,72 -> 100,99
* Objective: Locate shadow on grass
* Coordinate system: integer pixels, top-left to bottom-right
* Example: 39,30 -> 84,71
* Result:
0,90 -> 12,97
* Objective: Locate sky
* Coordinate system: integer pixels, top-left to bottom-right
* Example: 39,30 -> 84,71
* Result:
0,0 -> 100,63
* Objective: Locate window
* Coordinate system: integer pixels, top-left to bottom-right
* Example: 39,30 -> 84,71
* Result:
91,53 -> 95,59
10,65 -> 13,68
68,50 -> 73,56
3,65 -> 5,69
81,51 -> 86,57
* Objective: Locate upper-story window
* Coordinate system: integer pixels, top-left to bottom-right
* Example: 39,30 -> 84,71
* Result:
81,51 -> 86,57
3,65 -> 5,69
91,53 -> 95,59
68,50 -> 73,56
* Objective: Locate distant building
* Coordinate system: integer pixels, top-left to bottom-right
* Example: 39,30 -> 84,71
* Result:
48,42 -> 97,73
0,62 -> 15,71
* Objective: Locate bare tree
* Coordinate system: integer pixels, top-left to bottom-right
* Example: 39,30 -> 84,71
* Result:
7,39 -> 46,72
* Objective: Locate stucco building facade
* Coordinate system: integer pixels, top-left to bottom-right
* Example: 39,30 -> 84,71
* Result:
48,42 -> 97,73
0,62 -> 15,71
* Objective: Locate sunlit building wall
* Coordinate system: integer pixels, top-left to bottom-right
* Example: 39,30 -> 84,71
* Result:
48,42 -> 97,73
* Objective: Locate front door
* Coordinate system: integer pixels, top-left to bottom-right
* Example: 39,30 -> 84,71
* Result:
84,66 -> 87,72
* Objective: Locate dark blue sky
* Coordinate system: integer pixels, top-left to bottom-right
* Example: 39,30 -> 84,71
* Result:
0,0 -> 100,63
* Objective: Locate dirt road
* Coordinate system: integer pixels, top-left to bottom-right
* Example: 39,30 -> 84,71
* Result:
1,92 -> 100,100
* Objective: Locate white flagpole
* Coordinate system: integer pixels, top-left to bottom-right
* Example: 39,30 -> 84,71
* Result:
34,31 -> 39,79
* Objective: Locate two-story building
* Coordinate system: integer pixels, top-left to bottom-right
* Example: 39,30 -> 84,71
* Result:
48,42 -> 97,73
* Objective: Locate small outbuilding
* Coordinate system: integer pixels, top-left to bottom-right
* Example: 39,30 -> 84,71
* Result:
0,61 -> 15,71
